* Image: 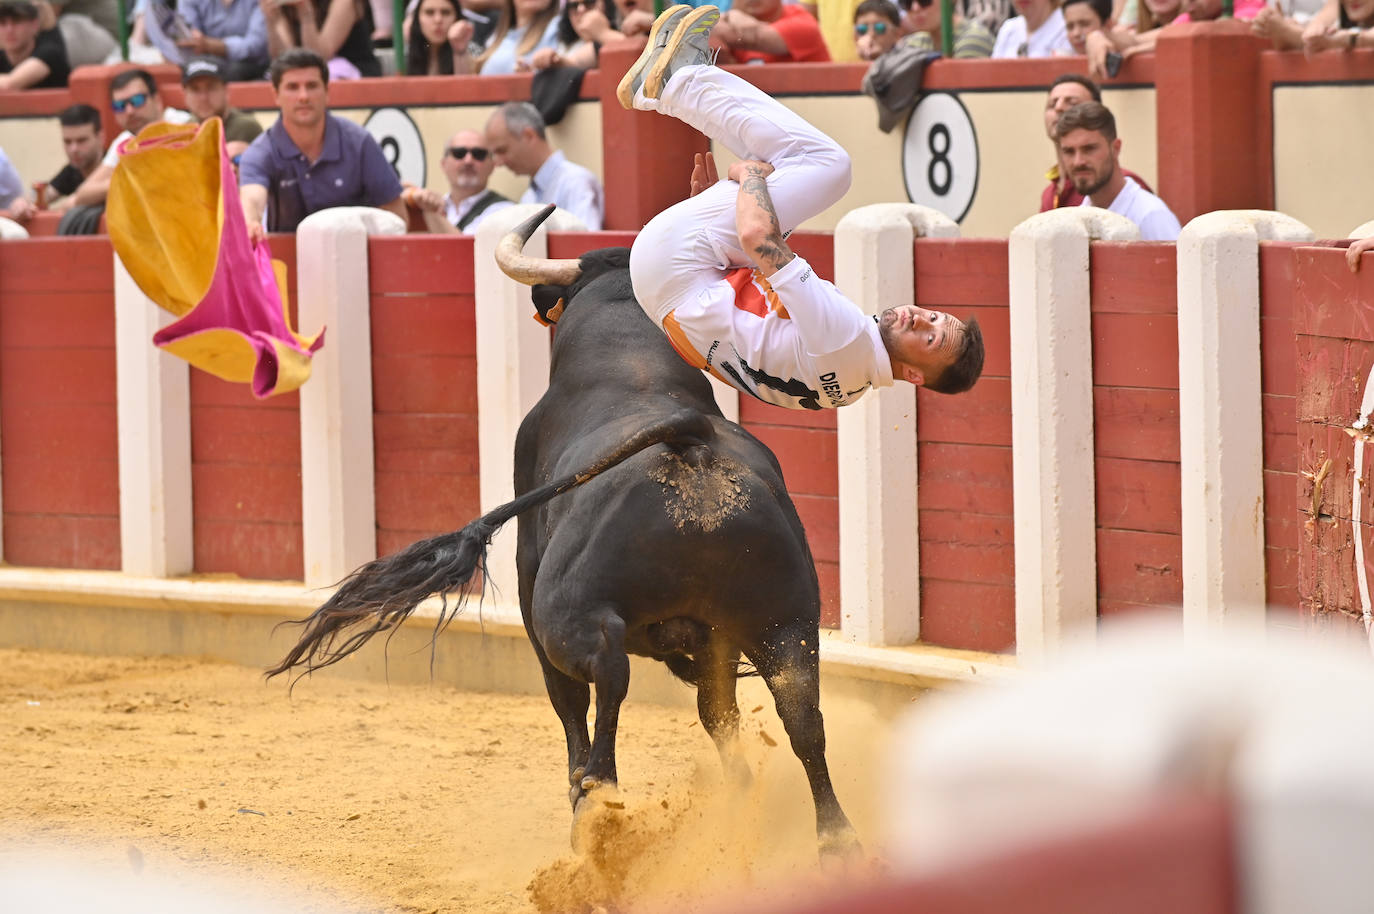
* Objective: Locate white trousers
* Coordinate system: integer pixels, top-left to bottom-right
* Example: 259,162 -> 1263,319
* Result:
629,66 -> 852,325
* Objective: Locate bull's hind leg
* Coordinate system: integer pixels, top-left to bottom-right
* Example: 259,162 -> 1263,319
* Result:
752,624 -> 860,859
534,649 -> 593,804
540,605 -> 631,806
697,635 -> 752,788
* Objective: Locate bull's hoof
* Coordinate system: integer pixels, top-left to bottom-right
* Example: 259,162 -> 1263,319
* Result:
818,827 -> 864,869
569,782 -> 622,854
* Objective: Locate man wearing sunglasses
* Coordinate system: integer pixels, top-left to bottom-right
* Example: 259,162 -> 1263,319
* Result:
409,128 -> 513,235
65,67 -> 195,214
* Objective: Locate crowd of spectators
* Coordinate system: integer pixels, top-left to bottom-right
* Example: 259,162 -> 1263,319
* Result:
0,0 -> 1371,239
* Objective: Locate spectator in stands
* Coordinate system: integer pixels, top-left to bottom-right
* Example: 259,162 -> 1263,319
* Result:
902,0 -> 996,56
712,0 -> 832,62
1054,100 -> 1179,240
1088,0 -> 1179,62
173,0 -> 269,80
530,0 -> 623,69
238,49 -> 404,239
1261,0 -> 1374,52
1061,0 -> 1110,53
405,0 -> 474,73
992,0 -> 1073,56
852,0 -> 899,60
44,103 -> 102,214
37,0 -> 118,65
485,100 -> 602,229
182,57 -> 264,160
262,0 -> 381,79
467,0 -> 559,73
1175,0 -> 1263,21
408,127 -> 513,233
0,0 -> 70,89
1039,75 -> 1151,210
1348,234 -> 1374,272
66,68 -> 195,216
962,0 -> 1013,33
0,146 -> 35,222
613,0 -> 659,38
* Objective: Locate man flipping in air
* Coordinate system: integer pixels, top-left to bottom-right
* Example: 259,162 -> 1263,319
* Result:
616,4 -> 984,410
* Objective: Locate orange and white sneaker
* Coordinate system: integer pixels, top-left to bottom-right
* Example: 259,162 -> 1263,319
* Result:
615,4 -> 693,110
643,5 -> 720,102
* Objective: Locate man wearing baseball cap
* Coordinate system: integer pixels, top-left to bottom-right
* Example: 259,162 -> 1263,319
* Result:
182,56 -> 263,151
0,0 -> 71,89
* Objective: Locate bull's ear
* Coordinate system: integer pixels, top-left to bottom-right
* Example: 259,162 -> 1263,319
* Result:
531,284 -> 566,325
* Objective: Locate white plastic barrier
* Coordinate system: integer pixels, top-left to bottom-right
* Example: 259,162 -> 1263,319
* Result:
833,203 -> 958,647
1175,211 -> 1313,640
296,207 -> 406,588
1007,207 -> 1139,665
114,253 -> 193,576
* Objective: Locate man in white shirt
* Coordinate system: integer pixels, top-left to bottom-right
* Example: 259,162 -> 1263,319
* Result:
991,0 -> 1072,57
411,128 -> 513,235
1056,100 -> 1181,241
614,5 -> 983,410
68,68 -> 195,210
486,101 -> 603,231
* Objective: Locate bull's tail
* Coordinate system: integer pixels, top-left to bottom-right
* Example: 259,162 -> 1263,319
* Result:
266,409 -> 716,681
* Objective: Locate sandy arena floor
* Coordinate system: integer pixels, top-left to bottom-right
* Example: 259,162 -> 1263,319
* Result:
0,648 -> 889,914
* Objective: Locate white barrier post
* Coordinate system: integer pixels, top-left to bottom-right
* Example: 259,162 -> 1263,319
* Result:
833,204 -> 958,647
472,205 -> 584,603
114,254 -> 193,576
1176,211 -> 1313,641
1009,208 -> 1139,665
0,218 -> 21,561
297,207 -> 406,588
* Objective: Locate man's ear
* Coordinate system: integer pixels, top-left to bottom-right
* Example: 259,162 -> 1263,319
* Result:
901,363 -> 925,386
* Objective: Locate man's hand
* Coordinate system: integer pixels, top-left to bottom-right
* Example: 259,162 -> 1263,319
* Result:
690,151 -> 718,197
1348,236 -> 1374,272
728,158 -> 773,184
176,28 -> 208,52
2,198 -> 36,222
406,187 -> 446,212
247,220 -> 266,245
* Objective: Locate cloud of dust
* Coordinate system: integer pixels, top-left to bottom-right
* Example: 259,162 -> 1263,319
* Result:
526,687 -> 894,914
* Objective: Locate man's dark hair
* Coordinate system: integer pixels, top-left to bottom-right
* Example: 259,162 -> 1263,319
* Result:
925,316 -> 985,395
855,0 -> 900,24
0,1 -> 40,22
1054,100 -> 1117,143
1061,0 -> 1113,24
1047,72 -> 1101,102
270,48 -> 330,89
498,101 -> 547,140
110,68 -> 158,98
58,103 -> 102,130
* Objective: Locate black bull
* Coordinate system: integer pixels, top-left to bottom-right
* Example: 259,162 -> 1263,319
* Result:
268,205 -> 859,856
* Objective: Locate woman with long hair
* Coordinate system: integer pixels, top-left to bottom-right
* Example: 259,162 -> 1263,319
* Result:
473,0 -> 560,73
261,0 -> 381,78
405,0 -> 471,74
529,0 -> 623,69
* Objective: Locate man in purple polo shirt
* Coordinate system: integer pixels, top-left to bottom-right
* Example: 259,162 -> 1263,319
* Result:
238,49 -> 404,242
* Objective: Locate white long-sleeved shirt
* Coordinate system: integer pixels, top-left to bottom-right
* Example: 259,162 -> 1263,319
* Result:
519,150 -> 603,231
667,255 -> 894,410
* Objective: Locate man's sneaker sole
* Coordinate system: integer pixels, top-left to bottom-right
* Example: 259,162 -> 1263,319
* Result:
615,4 -> 692,110
643,5 -> 720,101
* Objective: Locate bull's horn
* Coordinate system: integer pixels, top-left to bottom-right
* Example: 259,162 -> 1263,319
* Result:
495,204 -> 583,287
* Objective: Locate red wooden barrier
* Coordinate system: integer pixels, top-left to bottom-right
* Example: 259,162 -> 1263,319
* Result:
1295,244 -> 1374,636
368,235 -> 481,558
0,239 -> 120,569
188,235 -> 303,580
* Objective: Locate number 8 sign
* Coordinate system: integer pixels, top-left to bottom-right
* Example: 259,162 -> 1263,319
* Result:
901,92 -> 979,224
363,107 -> 427,189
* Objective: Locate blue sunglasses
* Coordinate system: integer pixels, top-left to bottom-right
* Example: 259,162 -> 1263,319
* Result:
854,21 -> 890,35
111,93 -> 150,113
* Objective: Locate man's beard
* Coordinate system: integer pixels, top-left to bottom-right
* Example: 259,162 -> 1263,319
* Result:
1072,161 -> 1115,197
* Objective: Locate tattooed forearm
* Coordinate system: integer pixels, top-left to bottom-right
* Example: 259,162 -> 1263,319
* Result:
737,170 -> 794,276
